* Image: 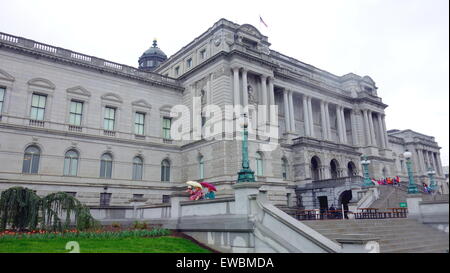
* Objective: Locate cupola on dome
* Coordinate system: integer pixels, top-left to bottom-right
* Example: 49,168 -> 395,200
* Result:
138,39 -> 167,71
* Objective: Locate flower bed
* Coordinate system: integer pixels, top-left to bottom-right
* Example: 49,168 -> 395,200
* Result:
0,228 -> 170,240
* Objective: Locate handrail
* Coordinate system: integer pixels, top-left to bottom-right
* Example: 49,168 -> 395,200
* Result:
255,198 -> 341,253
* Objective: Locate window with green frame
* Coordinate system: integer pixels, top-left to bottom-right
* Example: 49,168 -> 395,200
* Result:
162,117 -> 171,139
103,107 -> 115,131
69,100 -> 83,126
134,112 -> 145,135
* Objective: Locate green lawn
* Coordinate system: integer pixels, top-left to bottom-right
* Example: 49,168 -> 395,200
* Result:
0,236 -> 212,253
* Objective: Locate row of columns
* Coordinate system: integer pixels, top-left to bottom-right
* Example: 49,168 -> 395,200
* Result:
232,66 -> 389,149
415,148 -> 443,175
362,110 -> 389,148
232,67 -> 276,123
283,90 -> 352,144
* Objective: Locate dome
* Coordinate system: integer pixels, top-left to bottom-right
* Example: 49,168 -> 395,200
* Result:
138,39 -> 167,71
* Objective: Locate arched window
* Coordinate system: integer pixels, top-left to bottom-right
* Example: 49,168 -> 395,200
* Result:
22,145 -> 40,174
347,161 -> 357,177
198,156 -> 205,180
330,159 -> 339,179
132,156 -> 143,180
310,156 -> 321,181
161,159 -> 170,182
100,153 -> 113,178
64,149 -> 79,176
282,158 -> 289,180
256,152 -> 263,176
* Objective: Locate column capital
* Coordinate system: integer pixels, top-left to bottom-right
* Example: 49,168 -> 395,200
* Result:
241,68 -> 248,75
232,66 -> 241,72
260,74 -> 268,81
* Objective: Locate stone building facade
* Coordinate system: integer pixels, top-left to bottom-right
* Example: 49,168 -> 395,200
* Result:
0,19 -> 446,207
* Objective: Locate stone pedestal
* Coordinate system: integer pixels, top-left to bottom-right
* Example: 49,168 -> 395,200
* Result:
170,191 -> 190,219
336,234 -> 380,253
232,182 -> 262,215
406,194 -> 423,219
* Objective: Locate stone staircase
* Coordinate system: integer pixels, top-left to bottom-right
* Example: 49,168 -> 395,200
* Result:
302,218 -> 449,253
370,185 -> 408,208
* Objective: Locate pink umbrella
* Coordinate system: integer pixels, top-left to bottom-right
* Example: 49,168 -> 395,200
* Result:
200,182 -> 217,191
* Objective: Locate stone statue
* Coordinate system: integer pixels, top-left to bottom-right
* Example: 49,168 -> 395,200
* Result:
247,85 -> 256,105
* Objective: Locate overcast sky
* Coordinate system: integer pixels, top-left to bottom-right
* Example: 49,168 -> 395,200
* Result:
1,0 -> 448,166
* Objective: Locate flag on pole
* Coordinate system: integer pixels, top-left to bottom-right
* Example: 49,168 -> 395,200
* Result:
259,16 -> 268,28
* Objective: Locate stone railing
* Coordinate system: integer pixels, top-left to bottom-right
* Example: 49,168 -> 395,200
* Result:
0,31 -> 181,89
306,176 -> 363,189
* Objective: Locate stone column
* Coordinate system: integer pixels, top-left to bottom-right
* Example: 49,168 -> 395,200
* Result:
350,109 -> 358,145
376,113 -> 386,148
268,77 -> 275,124
288,90 -> 296,132
436,153 -> 443,176
417,149 -> 425,173
381,114 -> 389,148
308,96 -> 315,137
368,111 -> 377,146
336,106 -> 344,143
261,75 -> 268,120
302,95 -> 310,136
232,67 -> 240,107
341,107 -> 348,144
242,69 -> 248,109
432,152 -> 438,173
283,89 -> 291,132
320,100 -> 327,140
363,110 -> 372,146
325,102 -> 331,140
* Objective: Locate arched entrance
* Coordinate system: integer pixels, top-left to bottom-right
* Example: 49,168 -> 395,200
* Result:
347,161 -> 357,177
330,159 -> 339,179
310,156 -> 321,181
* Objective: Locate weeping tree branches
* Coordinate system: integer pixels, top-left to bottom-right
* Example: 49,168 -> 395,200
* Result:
0,187 -> 97,231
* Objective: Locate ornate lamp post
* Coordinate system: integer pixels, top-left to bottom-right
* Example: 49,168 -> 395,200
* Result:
237,114 -> 255,183
361,155 -> 372,187
404,151 -> 419,194
427,168 -> 437,193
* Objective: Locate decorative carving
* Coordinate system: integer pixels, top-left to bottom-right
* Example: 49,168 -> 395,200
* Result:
238,24 -> 263,39
247,85 -> 256,106
0,68 -> 15,82
101,92 -> 123,103
132,99 -> 152,109
66,86 -> 91,97
27,78 -> 55,90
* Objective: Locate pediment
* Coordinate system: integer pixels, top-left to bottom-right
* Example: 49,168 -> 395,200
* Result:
0,69 -> 15,82
238,24 -> 263,39
27,78 -> 55,90
66,86 -> 91,97
132,99 -> 152,109
101,92 -> 123,103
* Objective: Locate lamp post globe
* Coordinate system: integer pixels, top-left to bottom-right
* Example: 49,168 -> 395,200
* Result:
403,151 -> 419,194
427,168 -> 437,193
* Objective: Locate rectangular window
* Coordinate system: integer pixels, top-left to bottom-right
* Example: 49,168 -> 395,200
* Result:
30,94 -> 47,120
162,117 -> 171,139
186,58 -> 192,68
103,107 -> 116,131
0,87 -> 5,113
133,194 -> 144,199
175,66 -> 180,76
200,49 -> 206,60
100,193 -> 112,206
69,100 -> 83,126
134,112 -> 145,135
162,195 -> 170,203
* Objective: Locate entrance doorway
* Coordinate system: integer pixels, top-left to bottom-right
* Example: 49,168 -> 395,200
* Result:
318,196 -> 328,211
